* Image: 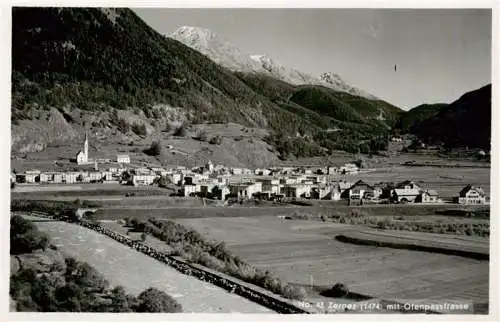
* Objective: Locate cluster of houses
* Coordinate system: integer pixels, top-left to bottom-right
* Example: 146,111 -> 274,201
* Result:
11,132 -> 487,205
12,157 -> 488,206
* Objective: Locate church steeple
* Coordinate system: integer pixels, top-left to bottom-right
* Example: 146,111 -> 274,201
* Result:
84,131 -> 89,162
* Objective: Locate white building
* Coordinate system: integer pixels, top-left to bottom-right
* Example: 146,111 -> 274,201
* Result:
76,132 -> 89,165
117,154 -> 130,164
458,185 -> 487,205
281,184 -> 312,199
182,184 -> 199,197
132,174 -> 156,186
63,172 -> 79,184
168,173 -> 182,186
230,182 -> 262,199
418,189 -> 440,203
327,167 -> 337,175
259,178 -> 280,195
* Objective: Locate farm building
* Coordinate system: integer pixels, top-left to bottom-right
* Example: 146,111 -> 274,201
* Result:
391,188 -> 421,203
131,174 -> 156,186
206,160 -> 214,173
232,168 -> 243,175
301,168 -> 313,175
312,184 -> 341,200
281,184 -> 312,199
116,154 -> 130,164
305,175 -> 327,185
182,184 -> 199,197
390,180 -> 423,203
372,184 -> 384,199
212,186 -> 230,200
168,173 -> 182,186
53,173 -> 63,183
255,168 -> 271,176
395,180 -> 421,190
87,172 -> 102,182
458,185 -> 487,205
23,170 -> 41,183
346,180 -> 374,200
63,172 -> 79,184
230,182 -> 263,199
39,172 -> 52,183
417,189 -> 440,203
327,166 -> 337,175
258,178 -> 280,195
199,182 -> 217,196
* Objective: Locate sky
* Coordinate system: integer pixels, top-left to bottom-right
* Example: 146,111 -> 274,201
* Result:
133,8 -> 492,110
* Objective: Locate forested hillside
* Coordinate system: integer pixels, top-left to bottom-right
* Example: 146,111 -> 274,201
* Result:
11,7 -> 403,158
410,85 -> 491,150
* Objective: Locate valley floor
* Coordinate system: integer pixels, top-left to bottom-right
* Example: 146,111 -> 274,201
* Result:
174,216 -> 489,311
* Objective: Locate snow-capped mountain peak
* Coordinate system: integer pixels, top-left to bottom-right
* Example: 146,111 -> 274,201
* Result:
169,26 -> 378,100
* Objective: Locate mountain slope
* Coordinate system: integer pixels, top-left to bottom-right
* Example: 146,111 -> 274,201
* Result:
396,103 -> 448,132
12,7 -> 401,158
411,84 -> 491,149
169,26 -> 378,99
11,8 -> 320,143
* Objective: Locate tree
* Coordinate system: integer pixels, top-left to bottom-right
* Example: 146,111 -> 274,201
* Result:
209,135 -> 222,145
145,141 -> 162,156
157,176 -> 168,188
10,215 -> 50,255
173,123 -> 187,137
131,122 -> 147,136
135,288 -> 182,313
109,286 -> 134,312
211,186 -> 222,199
117,118 -> 130,133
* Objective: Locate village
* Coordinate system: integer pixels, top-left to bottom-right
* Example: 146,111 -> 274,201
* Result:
11,133 -> 489,206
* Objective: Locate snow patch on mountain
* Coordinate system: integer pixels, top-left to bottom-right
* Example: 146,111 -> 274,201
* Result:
170,26 -> 378,100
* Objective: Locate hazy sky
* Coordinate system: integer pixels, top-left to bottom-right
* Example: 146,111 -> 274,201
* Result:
133,8 -> 491,110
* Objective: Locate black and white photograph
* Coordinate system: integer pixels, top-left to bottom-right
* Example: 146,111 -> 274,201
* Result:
4,1 -> 498,319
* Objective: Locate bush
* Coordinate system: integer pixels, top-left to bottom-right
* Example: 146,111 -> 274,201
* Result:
144,140 -> 162,156
282,285 -> 307,300
329,283 -> 349,297
209,135 -> 222,145
173,124 -> 187,137
195,130 -> 208,141
136,288 -> 182,313
131,122 -> 147,136
117,118 -> 130,133
10,215 -> 50,255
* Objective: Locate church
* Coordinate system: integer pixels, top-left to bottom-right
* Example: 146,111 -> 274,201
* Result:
76,132 -> 89,165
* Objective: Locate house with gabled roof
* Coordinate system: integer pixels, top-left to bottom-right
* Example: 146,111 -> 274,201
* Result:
458,185 -> 487,205
346,180 -> 374,200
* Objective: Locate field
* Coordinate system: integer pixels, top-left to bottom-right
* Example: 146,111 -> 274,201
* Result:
174,216 -> 489,309
24,216 -> 272,313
